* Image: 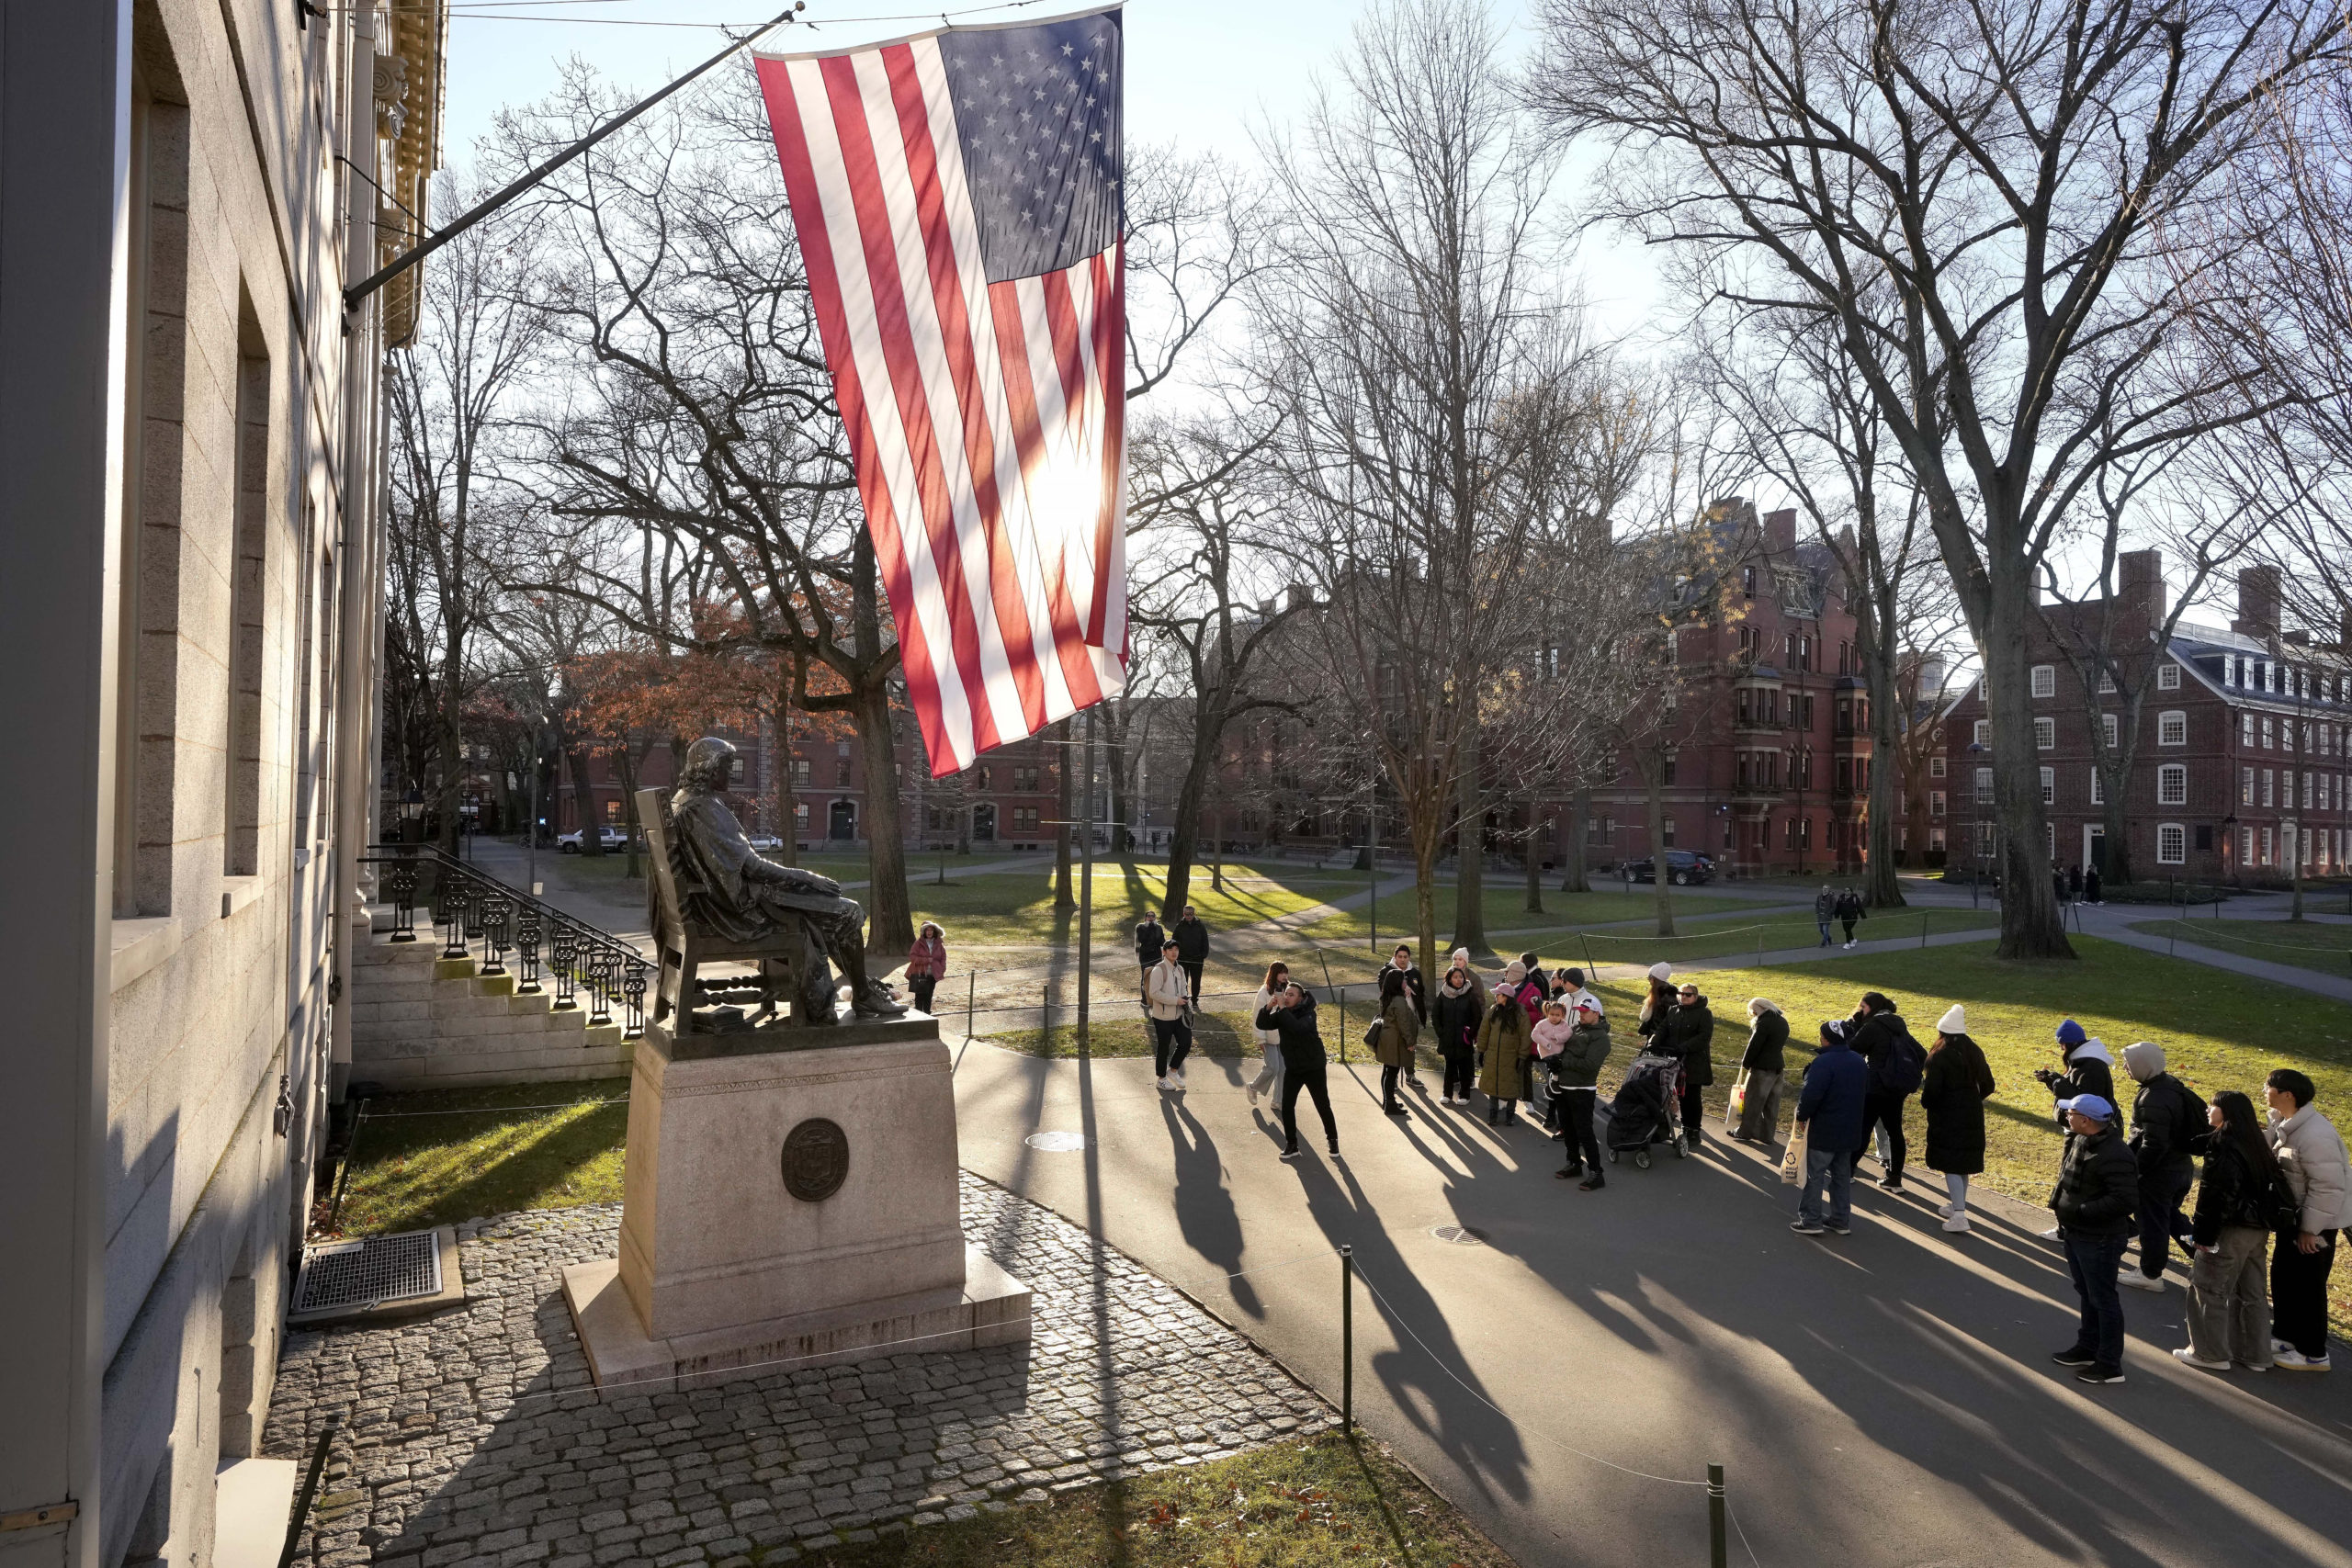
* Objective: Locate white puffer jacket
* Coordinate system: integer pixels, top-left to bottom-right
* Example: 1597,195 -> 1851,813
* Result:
2270,1105 -> 2352,1234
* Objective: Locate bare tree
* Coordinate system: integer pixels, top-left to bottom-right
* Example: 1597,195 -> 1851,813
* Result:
1530,0 -> 2347,957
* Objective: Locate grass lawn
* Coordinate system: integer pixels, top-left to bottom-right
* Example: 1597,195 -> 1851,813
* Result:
328,1079 -> 629,1236
801,1431 -> 1517,1568
1590,936 -> 2352,1338
910,861 -> 1364,947
1299,884 -> 1782,946
2126,916 -> 2352,981
1564,906 -> 2000,973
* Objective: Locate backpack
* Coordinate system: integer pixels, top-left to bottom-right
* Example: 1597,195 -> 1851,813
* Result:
1880,1024 -> 1927,1096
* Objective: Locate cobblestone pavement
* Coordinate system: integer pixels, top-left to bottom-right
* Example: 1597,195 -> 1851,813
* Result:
262,1175 -> 1334,1568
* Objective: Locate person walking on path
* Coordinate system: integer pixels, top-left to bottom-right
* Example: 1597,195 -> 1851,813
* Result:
905,922 -> 947,1015
1920,1005 -> 1996,1235
1815,886 -> 1837,947
1834,887 -> 1867,948
1246,962 -> 1291,1110
2121,1042 -> 2208,1293
1134,913 -> 1167,1005
1382,944 -> 1428,1088
2084,864 -> 2103,905
1553,998 -> 1611,1188
2177,1089 -> 2283,1372
2049,1094 -> 2140,1386
1476,981 -> 1533,1127
2067,863 -> 2084,904
1729,998 -> 1788,1145
1256,982 -> 1338,1163
1171,906 -> 1210,1010
1431,964 -> 1483,1107
1657,981 -> 1716,1144
1849,992 -> 1926,1190
1792,1019 -> 1870,1235
1146,939 -> 1194,1091
1374,967 -> 1420,1119
2266,1068 -> 2348,1371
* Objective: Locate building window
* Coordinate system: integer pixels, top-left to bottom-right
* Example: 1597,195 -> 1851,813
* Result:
2101,714 -> 2119,750
2241,766 -> 2255,805
1930,790 -> 1946,818
1012,765 -> 1039,791
2157,711 -> 2186,746
2241,825 -> 2254,863
1013,807 -> 1040,834
2263,716 -> 2275,750
1661,754 -> 1678,786
2089,769 -> 2104,806
836,760 -> 853,786
1782,817 -> 1795,850
2157,661 -> 2180,691
2040,766 -> 2054,805
1975,766 -> 1994,804
793,759 -> 811,786
1662,816 -> 1676,848
2262,770 -> 2275,807
2262,827 -> 2275,864
2157,824 -> 2186,864
2031,665 -> 2055,698
2241,712 -> 2254,746
1973,719 -> 1991,748
2098,670 -> 2117,694
2304,770 -> 2315,811
1929,826 -> 1946,852
1928,755 -> 1945,778
795,803 -> 809,830
2158,764 -> 2187,806
2035,717 -> 2056,750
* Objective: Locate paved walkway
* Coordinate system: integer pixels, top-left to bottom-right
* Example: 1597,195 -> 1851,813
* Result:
948,1041 -> 2352,1568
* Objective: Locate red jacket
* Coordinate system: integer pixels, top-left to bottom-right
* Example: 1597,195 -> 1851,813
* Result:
907,934 -> 946,978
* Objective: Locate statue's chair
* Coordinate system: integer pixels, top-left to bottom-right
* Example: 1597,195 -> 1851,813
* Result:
639,787 -> 815,1031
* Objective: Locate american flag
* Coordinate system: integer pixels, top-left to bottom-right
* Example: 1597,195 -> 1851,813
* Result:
754,6 -> 1128,778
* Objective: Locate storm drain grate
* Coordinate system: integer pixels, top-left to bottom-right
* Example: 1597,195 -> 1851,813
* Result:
294,1230 -> 442,1314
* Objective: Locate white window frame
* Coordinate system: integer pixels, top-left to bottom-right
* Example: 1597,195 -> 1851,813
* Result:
2157,710 -> 2187,746
2262,769 -> 2275,807
2098,669 -> 2118,694
1928,754 -> 1946,778
2263,716 -> 2275,750
2090,769 -> 2105,807
1930,789 -> 1946,818
2040,766 -> 2055,805
2031,664 -> 2056,698
2158,764 -> 2187,806
2242,766 -> 2254,805
2101,714 -> 2119,750
1974,766 -> 1994,805
2034,716 -> 2056,750
1973,718 -> 1991,747
2156,823 -> 2186,864
2157,661 -> 2180,691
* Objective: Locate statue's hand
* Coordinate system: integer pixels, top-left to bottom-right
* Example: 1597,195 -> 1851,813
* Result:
782,867 -> 842,897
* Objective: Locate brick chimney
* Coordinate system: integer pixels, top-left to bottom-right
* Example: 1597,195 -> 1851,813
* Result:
2117,548 -> 2165,626
2232,565 -> 2280,640
1764,507 -> 1797,554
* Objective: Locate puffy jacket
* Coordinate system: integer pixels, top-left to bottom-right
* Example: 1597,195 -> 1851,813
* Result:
1146,960 -> 1191,1021
1374,995 -> 1421,1069
1254,991 -> 1326,1073
2128,1073 -> 2208,1175
1834,891 -> 1865,923
1385,961 -> 1430,1022
2050,1125 -> 2139,1237
1550,1019 -> 1611,1089
1919,1037 -> 1996,1176
1849,1009 -> 1919,1097
2269,1105 -> 2352,1234
1796,1039 -> 1870,1151
1740,1010 -> 1789,1074
1476,1003 -> 1532,1099
906,934 -> 946,979
1657,998 -> 1715,1088
2191,1139 -> 2284,1247
2047,1042 -> 2116,1129
1134,920 -> 1166,963
1531,1015 -> 1574,1059
1171,918 -> 1210,963
1430,980 -> 1482,1054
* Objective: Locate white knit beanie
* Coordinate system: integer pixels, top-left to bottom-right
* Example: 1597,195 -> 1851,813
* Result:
1646,962 -> 1673,982
1937,1003 -> 1965,1034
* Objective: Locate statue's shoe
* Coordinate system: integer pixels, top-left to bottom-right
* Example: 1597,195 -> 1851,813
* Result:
852,982 -> 910,1019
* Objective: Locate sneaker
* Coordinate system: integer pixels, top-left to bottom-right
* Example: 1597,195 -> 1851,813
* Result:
1937,1203 -> 1959,1218
1940,1214 -> 1971,1234
1790,1219 -> 1826,1235
1156,1076 -> 1173,1090
2075,1367 -> 2126,1386
2040,1226 -> 2064,1241
1556,1164 -> 1584,1180
1577,1173 -> 1606,1191
2172,1348 -> 2230,1371
1825,1222 -> 1852,1235
2238,1361 -> 2270,1373
2120,1273 -> 2166,1293
2274,1350 -> 2332,1371
2272,1337 -> 2296,1357
2050,1348 -> 2098,1369
1383,1103 -> 1409,1118
1328,1146 -> 1341,1161
1877,1176 -> 1904,1191
1278,1147 -> 1302,1162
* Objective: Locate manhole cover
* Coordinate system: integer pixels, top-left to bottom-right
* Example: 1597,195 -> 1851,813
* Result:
1023,1131 -> 1087,1151
1430,1224 -> 1487,1246
294,1230 -> 442,1314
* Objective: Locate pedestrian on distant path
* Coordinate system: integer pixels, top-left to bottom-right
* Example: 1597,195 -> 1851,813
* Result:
2266,1068 -> 2348,1371
1374,967 -> 1420,1118
1792,1019 -> 1869,1235
1146,939 -> 1193,1091
1171,905 -> 1209,1010
2052,867 -> 2070,908
1729,998 -> 1787,1145
1921,1005 -> 1995,1235
1849,991 -> 1926,1190
1476,980 -> 1532,1127
1134,913 -> 1166,1005
2050,1093 -> 2139,1386
2067,863 -> 2084,903
2177,1089 -> 2282,1372
1658,982 -> 1716,1143
1257,982 -> 1338,1163
1834,887 -> 1866,948
1246,962 -> 1291,1111
905,921 -> 946,1015
1815,886 -> 1837,947
2084,865 -> 2104,905
1431,963 -> 1482,1107
2121,1042 -> 2207,1293
1383,943 -> 1428,1088
1553,998 -> 1611,1188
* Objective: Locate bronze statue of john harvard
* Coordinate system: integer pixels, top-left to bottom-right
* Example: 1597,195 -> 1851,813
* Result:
668,736 -> 905,1022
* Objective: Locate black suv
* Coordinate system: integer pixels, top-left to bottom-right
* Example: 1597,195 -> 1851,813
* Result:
1624,850 -> 1715,886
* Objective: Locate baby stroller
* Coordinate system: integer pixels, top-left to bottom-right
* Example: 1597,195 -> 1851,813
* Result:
1605,1051 -> 1686,1169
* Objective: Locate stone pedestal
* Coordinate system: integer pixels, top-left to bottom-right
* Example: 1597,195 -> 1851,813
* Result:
561,1013 -> 1029,1394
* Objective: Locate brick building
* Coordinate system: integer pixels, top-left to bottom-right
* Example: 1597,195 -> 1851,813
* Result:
1939,562 -> 2352,886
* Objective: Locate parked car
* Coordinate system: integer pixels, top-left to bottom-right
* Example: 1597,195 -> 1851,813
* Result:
557,825 -> 629,854
1623,850 -> 1715,886
746,832 -> 784,852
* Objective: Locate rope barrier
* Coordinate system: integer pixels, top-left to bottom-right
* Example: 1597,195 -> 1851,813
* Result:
2154,919 -> 2348,956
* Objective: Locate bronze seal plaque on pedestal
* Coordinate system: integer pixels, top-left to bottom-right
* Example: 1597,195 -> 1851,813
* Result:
780,1117 -> 849,1201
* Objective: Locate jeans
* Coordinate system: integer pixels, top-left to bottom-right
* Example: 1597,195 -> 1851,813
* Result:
1800,1148 -> 1855,1227
2135,1162 -> 2194,1278
1442,1045 -> 1475,1100
1817,918 -> 1833,946
2272,1226 -> 2340,1359
1281,1065 -> 1338,1152
1151,1016 -> 1193,1078
1861,1089 -> 1908,1179
2186,1225 -> 2272,1366
1559,1089 -> 1601,1171
2064,1230 -> 2130,1371
1247,1043 -> 1284,1104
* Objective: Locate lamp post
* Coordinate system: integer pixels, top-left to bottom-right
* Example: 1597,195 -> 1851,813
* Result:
401,786 -> 425,847
1964,742 -> 1984,908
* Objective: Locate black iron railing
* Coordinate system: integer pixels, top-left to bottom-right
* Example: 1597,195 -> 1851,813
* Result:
360,845 -> 650,1037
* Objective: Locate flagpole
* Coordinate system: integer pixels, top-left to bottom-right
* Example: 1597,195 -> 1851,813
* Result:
343,3 -> 805,312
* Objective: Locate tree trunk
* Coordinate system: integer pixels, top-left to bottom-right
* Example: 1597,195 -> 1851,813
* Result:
1453,728 -> 1487,950
1414,834 -> 1440,989
1103,700 -> 1131,855
615,743 -> 644,879
1162,709 -> 1217,920
565,746 -> 605,856
1981,601 -> 2074,958
848,534 -> 912,954
1646,771 -> 1675,936
773,673 -> 798,867
1863,643 -> 1905,908
1561,791 -> 1589,892
1523,800 -> 1544,916
1052,716 -> 1075,911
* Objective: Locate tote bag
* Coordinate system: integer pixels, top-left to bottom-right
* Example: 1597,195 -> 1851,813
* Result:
1780,1121 -> 1809,1186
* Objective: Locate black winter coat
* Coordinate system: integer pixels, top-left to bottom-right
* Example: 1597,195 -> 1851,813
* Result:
1740,1010 -> 1789,1073
1657,998 -> 1715,1087
1430,985 -> 1482,1055
1919,1037 -> 1996,1176
1849,1010 -> 1917,1097
2190,1139 -> 2282,1247
1172,919 -> 1210,963
2049,1052 -> 2117,1129
2050,1126 -> 2139,1236
1254,993 -> 1327,1073
1385,961 -> 1430,1022
1134,920 -> 1166,963
2129,1073 -> 2208,1175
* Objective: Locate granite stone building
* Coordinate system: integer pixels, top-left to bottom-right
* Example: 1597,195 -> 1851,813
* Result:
2,5 -> 442,1567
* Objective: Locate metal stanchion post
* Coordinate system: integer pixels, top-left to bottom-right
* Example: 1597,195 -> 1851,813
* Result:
1707,1462 -> 1727,1568
1921,913 -> 1928,948
1340,1245 -> 1354,1436
967,971 -> 976,1039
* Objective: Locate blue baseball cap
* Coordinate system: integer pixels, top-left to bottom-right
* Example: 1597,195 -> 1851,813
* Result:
2058,1094 -> 2115,1122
